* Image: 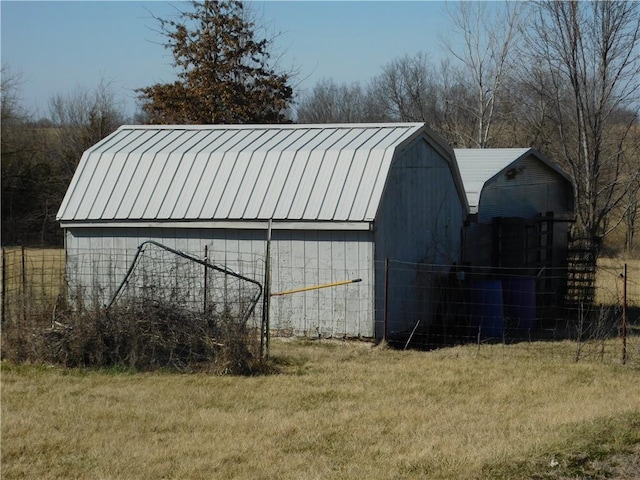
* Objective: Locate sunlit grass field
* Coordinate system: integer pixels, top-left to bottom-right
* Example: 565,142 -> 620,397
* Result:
2,250 -> 639,478
2,339 -> 640,480
1,247 -> 65,299
596,257 -> 640,306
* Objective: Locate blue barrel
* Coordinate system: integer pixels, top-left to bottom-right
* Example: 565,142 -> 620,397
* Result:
470,280 -> 504,338
503,277 -> 536,330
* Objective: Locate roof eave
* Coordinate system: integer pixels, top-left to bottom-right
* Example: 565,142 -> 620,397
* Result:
59,219 -> 375,231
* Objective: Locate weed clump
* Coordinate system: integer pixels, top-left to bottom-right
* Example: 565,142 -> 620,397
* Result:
1,295 -> 261,375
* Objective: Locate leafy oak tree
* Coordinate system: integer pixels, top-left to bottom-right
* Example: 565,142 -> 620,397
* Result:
137,0 -> 293,124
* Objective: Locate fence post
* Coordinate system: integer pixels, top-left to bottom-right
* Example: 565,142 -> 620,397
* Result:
383,257 -> 389,343
261,220 -> 272,360
622,263 -> 627,365
21,245 -> 27,323
204,245 -> 209,315
21,246 -> 26,295
1,247 -> 5,324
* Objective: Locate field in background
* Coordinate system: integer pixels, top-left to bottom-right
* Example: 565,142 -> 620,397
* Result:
3,247 -> 638,303
1,247 -> 65,302
2,339 -> 640,480
596,257 -> 640,305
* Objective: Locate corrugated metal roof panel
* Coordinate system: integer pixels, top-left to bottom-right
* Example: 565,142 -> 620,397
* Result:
57,123 -> 430,223
334,149 -> 373,221
454,148 -> 532,212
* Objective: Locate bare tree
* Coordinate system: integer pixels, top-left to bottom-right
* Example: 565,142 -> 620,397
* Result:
1,65 -> 30,243
524,1 -> 640,252
295,78 -> 389,123
370,52 -> 441,124
620,126 -> 640,254
49,79 -> 126,178
436,59 -> 477,147
1,65 -> 27,125
440,2 -> 525,147
1,66 -> 62,244
0,68 -> 127,245
495,69 -> 560,150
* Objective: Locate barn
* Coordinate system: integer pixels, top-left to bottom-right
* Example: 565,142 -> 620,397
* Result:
57,123 -> 468,341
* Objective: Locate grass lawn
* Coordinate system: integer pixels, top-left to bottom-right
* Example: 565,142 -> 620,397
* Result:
2,339 -> 639,480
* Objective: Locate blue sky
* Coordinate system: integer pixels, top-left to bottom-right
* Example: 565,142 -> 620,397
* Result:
1,1 -> 450,118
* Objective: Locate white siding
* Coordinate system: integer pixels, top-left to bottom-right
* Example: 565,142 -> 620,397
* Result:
269,230 -> 374,337
65,227 -> 375,338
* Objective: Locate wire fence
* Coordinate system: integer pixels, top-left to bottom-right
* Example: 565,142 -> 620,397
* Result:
0,245 -> 267,368
1,246 -> 638,365
1,247 -> 66,322
0,246 -> 264,322
380,258 -> 639,365
104,241 -> 262,325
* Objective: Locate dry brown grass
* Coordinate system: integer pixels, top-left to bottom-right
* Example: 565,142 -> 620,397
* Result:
596,257 -> 640,306
1,247 -> 65,301
2,339 -> 639,480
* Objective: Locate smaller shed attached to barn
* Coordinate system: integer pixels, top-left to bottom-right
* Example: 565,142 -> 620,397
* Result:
57,123 -> 468,341
455,148 -> 574,270
441,148 -> 577,342
455,148 -> 574,222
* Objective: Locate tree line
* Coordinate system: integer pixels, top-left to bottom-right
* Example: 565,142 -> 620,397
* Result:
2,0 -> 639,256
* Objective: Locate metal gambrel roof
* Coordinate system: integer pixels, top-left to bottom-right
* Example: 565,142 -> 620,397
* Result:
454,148 -> 571,213
57,123 -> 434,225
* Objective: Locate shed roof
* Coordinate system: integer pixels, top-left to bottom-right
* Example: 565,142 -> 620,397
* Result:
58,123 -> 456,226
454,148 -> 571,213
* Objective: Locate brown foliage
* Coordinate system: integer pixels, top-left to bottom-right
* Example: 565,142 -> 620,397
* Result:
1,295 -> 261,375
137,0 -> 293,124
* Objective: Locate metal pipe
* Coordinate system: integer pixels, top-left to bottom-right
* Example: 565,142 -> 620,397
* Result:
271,278 -> 361,297
204,245 -> 209,315
21,246 -> 26,323
106,240 -> 262,313
404,319 -> 421,350
262,219 -> 272,360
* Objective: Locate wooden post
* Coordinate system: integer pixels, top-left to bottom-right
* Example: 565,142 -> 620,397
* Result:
203,245 -> 209,315
271,278 -> 361,296
622,263 -> 627,365
1,247 -> 5,324
383,258 -> 389,343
